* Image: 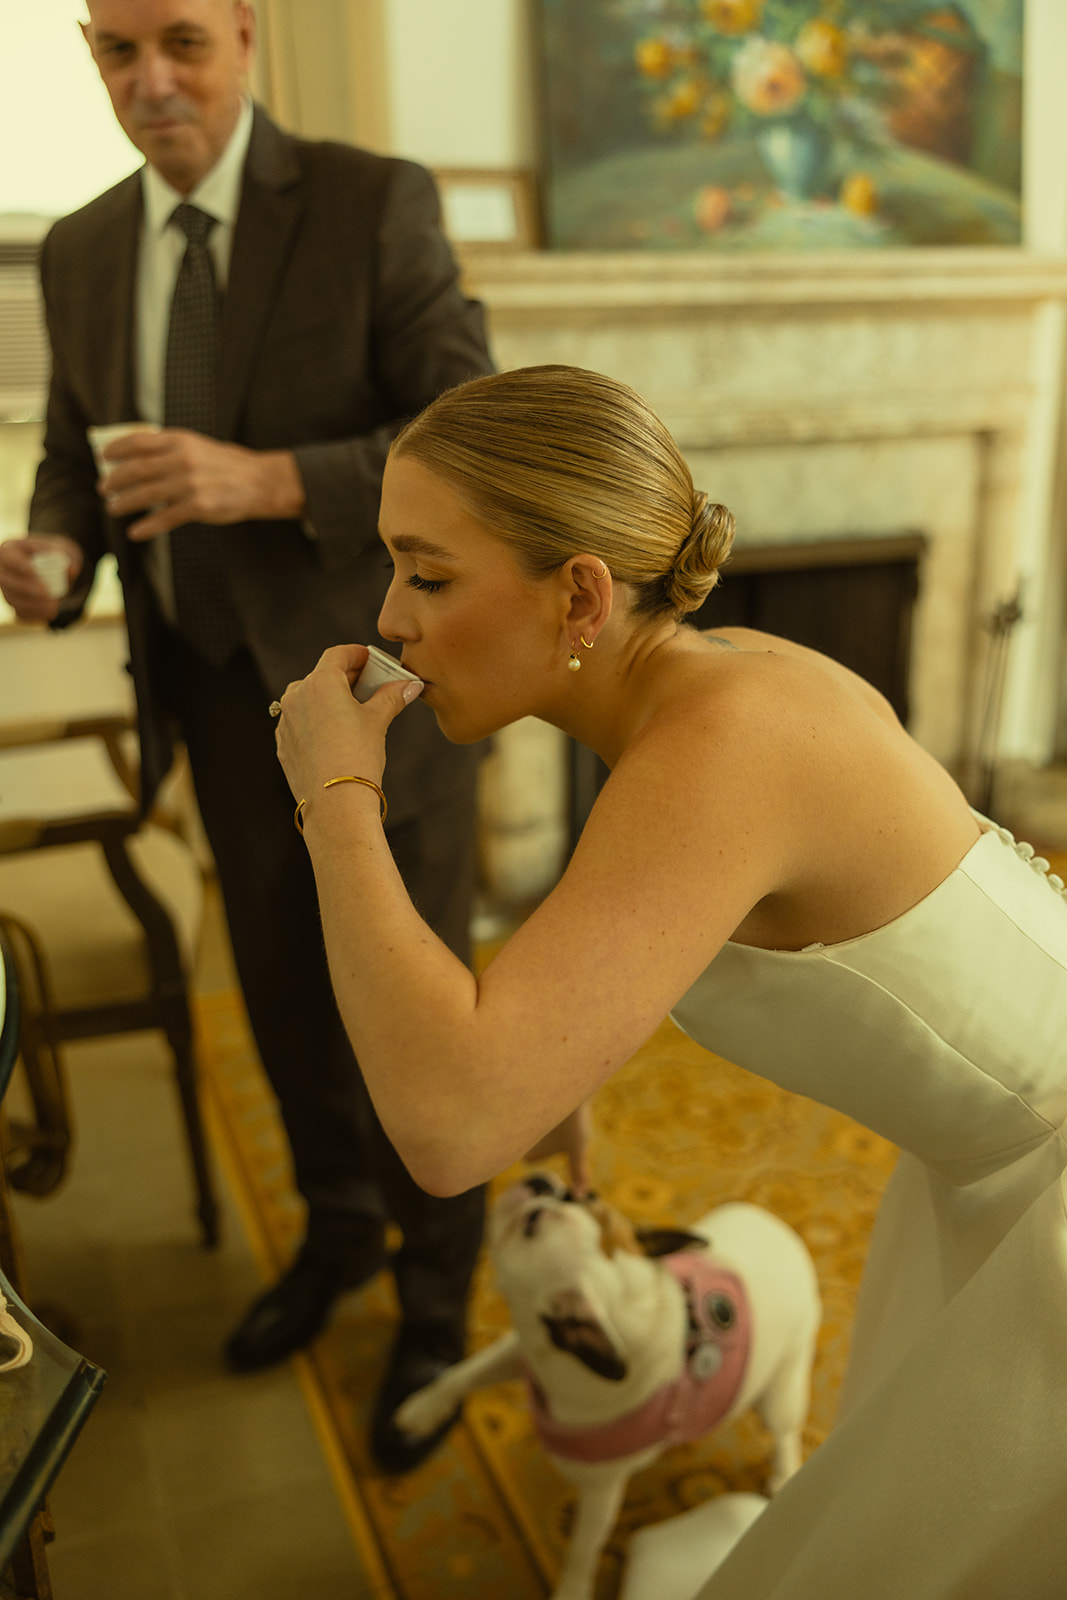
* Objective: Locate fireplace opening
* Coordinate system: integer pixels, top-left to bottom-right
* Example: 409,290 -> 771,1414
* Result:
695,532 -> 924,724
568,533 -> 925,846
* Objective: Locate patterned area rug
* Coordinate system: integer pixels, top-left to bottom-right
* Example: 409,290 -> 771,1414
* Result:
194,974 -> 899,1600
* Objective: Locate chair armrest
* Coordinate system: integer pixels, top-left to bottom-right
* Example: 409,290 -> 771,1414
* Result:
0,811 -> 139,858
0,714 -> 136,753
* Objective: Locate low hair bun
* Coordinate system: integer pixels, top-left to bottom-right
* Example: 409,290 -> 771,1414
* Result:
667,491 -> 735,616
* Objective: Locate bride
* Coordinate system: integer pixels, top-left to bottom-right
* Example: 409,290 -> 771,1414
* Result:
275,365 -> 1067,1598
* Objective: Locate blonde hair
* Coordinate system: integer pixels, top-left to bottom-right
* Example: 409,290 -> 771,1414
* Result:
392,365 -> 734,621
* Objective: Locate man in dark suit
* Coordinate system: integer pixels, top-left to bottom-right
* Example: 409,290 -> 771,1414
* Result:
0,0 -> 492,1471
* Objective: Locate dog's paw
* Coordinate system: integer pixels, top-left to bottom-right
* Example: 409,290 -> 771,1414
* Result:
394,1381 -> 457,1439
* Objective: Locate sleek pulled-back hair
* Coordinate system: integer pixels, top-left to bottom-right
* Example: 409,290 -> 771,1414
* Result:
391,365 -> 734,621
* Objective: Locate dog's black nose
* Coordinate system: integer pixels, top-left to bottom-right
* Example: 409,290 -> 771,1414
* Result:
524,1174 -> 556,1196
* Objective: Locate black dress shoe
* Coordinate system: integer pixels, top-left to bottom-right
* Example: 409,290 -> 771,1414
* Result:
225,1240 -> 387,1373
370,1320 -> 466,1473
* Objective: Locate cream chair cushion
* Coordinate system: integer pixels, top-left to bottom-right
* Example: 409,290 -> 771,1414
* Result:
0,827 -> 203,1010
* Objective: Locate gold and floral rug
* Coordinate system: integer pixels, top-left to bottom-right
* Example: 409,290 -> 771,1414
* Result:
194,968 -> 898,1600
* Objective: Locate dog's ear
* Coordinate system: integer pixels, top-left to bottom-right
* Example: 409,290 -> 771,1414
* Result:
586,1197 -> 642,1257
634,1226 -> 710,1259
542,1289 -> 628,1382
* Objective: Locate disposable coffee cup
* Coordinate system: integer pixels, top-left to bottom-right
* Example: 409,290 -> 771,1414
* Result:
29,549 -> 71,599
353,645 -> 423,703
87,421 -> 160,478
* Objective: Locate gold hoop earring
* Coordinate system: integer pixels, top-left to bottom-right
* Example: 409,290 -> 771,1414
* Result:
580,634 -> 594,649
568,649 -> 582,673
596,564 -> 608,579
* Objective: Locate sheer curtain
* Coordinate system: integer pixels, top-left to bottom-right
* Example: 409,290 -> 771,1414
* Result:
252,0 -> 390,150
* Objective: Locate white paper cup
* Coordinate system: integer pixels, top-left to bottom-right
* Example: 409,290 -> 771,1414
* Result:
29,549 -> 71,599
87,421 -> 160,478
352,645 -> 423,703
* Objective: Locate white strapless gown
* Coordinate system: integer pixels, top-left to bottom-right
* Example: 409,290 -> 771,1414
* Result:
664,818 -> 1067,1599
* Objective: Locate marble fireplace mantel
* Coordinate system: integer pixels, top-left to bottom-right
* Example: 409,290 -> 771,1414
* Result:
466,247 -> 1067,308
468,250 -> 1067,458
464,248 -> 1067,905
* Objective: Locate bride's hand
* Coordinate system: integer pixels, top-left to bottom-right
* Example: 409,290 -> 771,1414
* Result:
274,643 -> 423,808
524,1101 -> 593,1195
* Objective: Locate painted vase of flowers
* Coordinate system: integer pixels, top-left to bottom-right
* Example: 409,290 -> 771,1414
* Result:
626,0 -> 914,202
731,30 -> 836,197
754,113 -> 835,199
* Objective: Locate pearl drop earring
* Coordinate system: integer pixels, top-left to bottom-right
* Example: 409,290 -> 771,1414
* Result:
568,647 -> 582,672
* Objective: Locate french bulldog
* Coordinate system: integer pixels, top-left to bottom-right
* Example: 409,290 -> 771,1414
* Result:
396,1172 -> 821,1600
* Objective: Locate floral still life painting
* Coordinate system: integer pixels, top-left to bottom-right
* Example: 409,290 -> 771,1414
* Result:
535,0 -> 1022,251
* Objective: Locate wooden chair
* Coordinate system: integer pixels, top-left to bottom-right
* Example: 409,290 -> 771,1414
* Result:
0,714 -> 219,1247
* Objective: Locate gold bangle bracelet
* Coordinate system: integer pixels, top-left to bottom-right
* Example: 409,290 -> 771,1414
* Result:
294,775 -> 388,835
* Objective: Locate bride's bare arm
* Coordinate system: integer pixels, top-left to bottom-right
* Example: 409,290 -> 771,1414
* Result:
278,648 -> 797,1196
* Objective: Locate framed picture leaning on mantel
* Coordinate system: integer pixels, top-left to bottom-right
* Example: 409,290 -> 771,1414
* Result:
534,0 -> 1022,252
433,169 -> 542,252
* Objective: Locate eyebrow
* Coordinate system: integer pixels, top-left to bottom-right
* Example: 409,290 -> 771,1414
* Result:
94,22 -> 209,42
388,534 -> 456,559
93,24 -> 207,46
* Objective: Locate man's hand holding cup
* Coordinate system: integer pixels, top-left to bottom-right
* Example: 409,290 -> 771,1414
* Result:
0,534 -> 82,622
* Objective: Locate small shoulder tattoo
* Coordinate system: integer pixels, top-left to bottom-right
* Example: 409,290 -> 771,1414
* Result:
706,634 -> 739,651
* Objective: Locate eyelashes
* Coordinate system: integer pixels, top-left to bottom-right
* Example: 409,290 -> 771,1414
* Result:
380,555 -> 446,595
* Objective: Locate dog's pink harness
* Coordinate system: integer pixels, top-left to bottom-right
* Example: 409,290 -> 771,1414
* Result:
525,1256 -> 752,1463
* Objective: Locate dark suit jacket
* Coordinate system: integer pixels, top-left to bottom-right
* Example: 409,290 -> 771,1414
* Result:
30,106 -> 493,818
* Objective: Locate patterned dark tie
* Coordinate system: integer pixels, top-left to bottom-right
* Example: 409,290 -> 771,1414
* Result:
164,202 -> 242,666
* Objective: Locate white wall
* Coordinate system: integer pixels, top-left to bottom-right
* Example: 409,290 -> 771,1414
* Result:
1,0 -> 138,219
383,0 -> 536,169
1024,0 -> 1067,253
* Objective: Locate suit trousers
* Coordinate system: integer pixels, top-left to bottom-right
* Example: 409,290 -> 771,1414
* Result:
154,622 -> 485,1329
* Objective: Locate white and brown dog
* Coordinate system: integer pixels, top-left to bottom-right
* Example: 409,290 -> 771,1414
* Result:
397,1172 -> 821,1600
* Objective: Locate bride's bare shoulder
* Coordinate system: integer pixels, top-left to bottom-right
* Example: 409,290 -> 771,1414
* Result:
698,625 -> 902,728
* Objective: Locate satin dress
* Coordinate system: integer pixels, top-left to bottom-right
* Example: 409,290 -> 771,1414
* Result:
667,817 -> 1067,1599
